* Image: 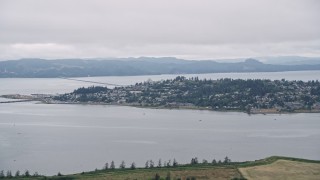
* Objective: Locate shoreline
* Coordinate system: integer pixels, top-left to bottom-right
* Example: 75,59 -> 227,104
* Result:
1,94 -> 320,114
41,100 -> 320,114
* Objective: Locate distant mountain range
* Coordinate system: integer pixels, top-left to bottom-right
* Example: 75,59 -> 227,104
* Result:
1,57 -> 320,78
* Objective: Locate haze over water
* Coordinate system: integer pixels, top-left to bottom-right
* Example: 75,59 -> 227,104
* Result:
0,71 -> 320,175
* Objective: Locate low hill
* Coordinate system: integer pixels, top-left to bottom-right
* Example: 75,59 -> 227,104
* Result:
1,57 -> 320,78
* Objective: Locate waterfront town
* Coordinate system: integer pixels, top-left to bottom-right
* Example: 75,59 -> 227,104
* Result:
39,77 -> 320,113
2,76 -> 320,113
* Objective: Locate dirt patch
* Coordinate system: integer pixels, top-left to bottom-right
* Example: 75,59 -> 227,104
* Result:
239,159 -> 320,180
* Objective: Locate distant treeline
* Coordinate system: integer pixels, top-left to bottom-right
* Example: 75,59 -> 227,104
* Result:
0,156 -> 232,179
102,156 -> 231,171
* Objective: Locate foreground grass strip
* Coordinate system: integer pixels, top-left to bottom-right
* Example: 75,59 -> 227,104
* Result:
70,166 -> 242,180
2,157 -> 319,180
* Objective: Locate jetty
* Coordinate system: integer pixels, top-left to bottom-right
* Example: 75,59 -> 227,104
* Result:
0,99 -> 34,103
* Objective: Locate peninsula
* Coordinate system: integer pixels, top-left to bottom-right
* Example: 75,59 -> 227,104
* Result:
10,77 -> 318,114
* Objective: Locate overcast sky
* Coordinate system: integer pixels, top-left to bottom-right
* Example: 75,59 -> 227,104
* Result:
0,0 -> 319,60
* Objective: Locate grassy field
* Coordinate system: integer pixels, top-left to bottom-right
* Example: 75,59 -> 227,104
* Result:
4,156 -> 320,180
4,166 -> 243,180
239,159 -> 320,180
70,166 -> 242,180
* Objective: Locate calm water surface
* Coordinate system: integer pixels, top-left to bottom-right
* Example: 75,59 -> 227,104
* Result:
0,71 -> 320,175
1,71 -> 320,95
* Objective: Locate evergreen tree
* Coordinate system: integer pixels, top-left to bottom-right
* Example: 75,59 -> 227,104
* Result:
224,156 -> 231,164
104,162 -> 109,170
110,161 -> 115,170
0,170 -> 4,178
15,170 -> 20,177
166,160 -> 171,167
130,162 -> 136,170
6,171 -> 12,178
191,157 -> 199,165
157,159 -> 162,168
149,160 -> 154,168
173,158 -> 178,167
24,170 -> 30,177
119,161 -> 126,169
202,159 -> 208,164
212,159 -> 217,165
145,160 -> 149,168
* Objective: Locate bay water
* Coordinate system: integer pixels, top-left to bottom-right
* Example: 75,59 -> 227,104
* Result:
0,71 -> 320,175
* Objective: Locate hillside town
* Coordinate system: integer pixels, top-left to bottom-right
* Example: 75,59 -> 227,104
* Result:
50,77 -> 320,113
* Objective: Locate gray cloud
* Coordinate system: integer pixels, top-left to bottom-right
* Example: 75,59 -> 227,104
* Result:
0,0 -> 319,60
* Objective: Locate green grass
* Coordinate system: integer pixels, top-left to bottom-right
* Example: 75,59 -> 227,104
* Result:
2,156 -> 319,180
235,156 -> 320,168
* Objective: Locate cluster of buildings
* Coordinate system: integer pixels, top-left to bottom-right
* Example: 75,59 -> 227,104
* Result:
53,77 -> 320,113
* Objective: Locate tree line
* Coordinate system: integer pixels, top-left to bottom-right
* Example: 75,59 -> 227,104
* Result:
0,170 -> 37,179
0,156 -> 233,179
101,156 -> 232,171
